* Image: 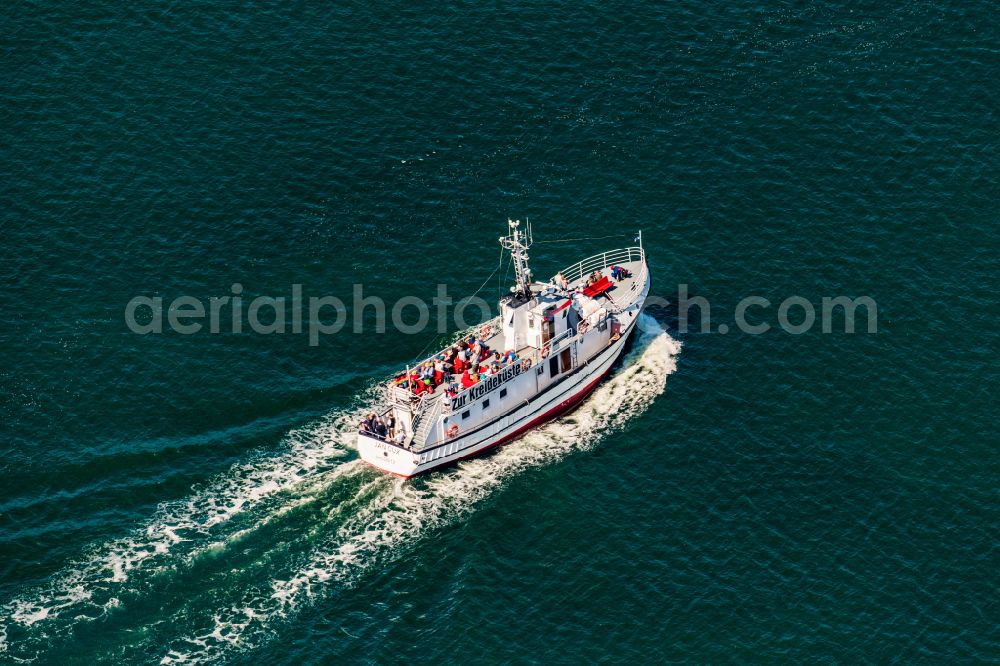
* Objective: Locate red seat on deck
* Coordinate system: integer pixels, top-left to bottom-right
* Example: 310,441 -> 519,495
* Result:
582,276 -> 612,298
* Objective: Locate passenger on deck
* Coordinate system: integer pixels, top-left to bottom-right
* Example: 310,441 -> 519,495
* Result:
492,350 -> 503,365
503,349 -> 518,364
554,272 -> 569,290
421,361 -> 436,384
445,381 -> 459,399
384,412 -> 397,438
434,356 -> 446,385
587,270 -> 602,286
362,412 -> 379,436
374,416 -> 388,438
411,376 -> 431,396
610,265 -> 630,280
359,420 -> 372,435
460,368 -> 478,389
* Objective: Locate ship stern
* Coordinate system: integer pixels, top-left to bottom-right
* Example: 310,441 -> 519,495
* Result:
357,433 -> 422,477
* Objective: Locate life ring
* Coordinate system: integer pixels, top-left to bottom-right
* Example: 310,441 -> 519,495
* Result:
479,324 -> 493,339
540,345 -> 550,359
521,358 -> 532,371
447,424 -> 459,438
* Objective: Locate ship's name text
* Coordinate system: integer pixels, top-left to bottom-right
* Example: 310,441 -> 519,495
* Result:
450,363 -> 522,410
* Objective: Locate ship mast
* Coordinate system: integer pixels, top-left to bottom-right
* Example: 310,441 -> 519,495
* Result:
499,218 -> 533,298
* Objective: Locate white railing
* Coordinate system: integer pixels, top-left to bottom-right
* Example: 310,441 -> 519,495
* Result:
544,327 -> 576,356
408,314 -> 503,371
389,314 -> 504,409
389,385 -> 412,406
557,246 -> 645,287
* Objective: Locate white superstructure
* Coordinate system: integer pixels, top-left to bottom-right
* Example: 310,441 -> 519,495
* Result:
357,220 -> 650,477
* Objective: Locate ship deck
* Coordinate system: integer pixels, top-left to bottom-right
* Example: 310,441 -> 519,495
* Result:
376,248 -> 649,445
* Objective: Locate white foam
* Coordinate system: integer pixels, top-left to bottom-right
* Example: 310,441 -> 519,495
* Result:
9,581 -> 94,631
161,315 -> 681,662
0,388 -> 378,650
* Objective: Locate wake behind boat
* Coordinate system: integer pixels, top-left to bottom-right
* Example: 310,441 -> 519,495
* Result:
357,220 -> 651,476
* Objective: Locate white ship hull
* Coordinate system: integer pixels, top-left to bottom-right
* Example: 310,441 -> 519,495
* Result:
358,226 -> 650,477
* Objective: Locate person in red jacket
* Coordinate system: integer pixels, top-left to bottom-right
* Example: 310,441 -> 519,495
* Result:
408,372 -> 428,396
460,368 -> 478,389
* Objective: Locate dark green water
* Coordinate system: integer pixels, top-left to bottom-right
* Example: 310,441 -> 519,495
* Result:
2,1 -> 998,663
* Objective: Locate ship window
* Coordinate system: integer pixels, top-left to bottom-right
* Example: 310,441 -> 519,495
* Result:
462,410 -> 470,419
549,357 -> 559,377
537,366 -> 544,376
528,316 -> 535,328
499,388 -> 507,398
482,399 -> 490,409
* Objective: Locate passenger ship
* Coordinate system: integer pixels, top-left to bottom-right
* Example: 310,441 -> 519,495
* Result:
357,220 -> 651,477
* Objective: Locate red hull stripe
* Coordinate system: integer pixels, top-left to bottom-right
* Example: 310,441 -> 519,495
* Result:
363,364 -> 613,478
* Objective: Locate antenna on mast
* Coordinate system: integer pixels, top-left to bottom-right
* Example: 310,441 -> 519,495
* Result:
499,218 -> 534,298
